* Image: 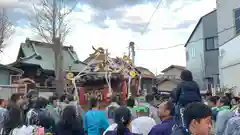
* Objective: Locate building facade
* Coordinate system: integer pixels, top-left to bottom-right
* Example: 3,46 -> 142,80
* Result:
217,0 -> 240,95
185,10 -> 219,90
0,64 -> 23,85
156,65 -> 185,92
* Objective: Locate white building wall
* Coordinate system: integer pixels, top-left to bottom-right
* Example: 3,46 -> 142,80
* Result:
219,35 -> 240,95
217,0 -> 240,92
216,0 -> 240,46
186,22 -> 205,90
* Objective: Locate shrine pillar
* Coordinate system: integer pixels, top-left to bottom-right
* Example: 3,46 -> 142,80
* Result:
78,87 -> 85,105
122,79 -> 127,104
103,85 -> 109,103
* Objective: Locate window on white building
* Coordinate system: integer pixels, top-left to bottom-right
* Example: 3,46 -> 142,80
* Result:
234,8 -> 240,35
205,37 -> 218,50
191,48 -> 196,57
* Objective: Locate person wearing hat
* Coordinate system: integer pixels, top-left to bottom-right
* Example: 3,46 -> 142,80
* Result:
131,105 -> 156,135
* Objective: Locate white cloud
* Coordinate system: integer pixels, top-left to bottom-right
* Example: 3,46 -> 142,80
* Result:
2,0 -> 216,73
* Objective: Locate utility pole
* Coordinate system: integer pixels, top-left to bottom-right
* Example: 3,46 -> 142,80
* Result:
129,41 -> 135,65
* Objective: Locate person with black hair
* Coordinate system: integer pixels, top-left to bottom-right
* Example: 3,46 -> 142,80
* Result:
174,70 -> 201,127
126,97 -> 137,119
26,97 -> 55,133
105,95 -> 120,124
55,106 -> 84,135
171,102 -> 212,135
103,106 -> 141,135
84,97 -> 109,135
214,96 -> 234,135
149,101 -> 175,135
145,95 -> 160,122
175,70 -> 202,107
46,95 -> 60,124
207,96 -> 220,108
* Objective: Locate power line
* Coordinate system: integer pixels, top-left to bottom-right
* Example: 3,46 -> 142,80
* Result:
136,25 -> 235,51
141,0 -> 163,35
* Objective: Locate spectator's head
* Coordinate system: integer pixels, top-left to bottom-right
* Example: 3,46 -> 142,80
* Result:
114,107 -> 132,135
61,106 -> 79,129
66,95 -> 74,102
60,94 -> 67,102
126,97 -> 135,108
217,96 -> 230,107
35,97 -> 48,109
207,96 -> 220,108
184,103 -> 212,135
180,70 -> 193,81
146,94 -> 154,103
89,97 -> 99,109
110,95 -> 118,103
135,106 -> 149,117
49,95 -> 58,107
10,93 -> 23,105
158,101 -> 174,120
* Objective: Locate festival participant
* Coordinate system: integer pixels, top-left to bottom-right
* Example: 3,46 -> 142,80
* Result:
3,93 -> 25,134
105,95 -> 120,124
215,96 -> 234,135
0,99 -> 7,130
126,97 -> 137,119
46,95 -> 60,124
224,107 -> 240,135
67,95 -> 85,121
206,96 -> 219,135
207,96 -> 219,108
131,105 -> 156,135
174,70 -> 201,126
148,101 -> 174,135
55,106 -> 84,135
103,106 -> 141,135
171,102 -> 212,135
26,97 -> 55,133
84,97 -> 109,135
145,94 -> 160,122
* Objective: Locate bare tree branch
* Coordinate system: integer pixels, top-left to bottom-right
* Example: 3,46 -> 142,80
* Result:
29,0 -> 77,44
0,8 -> 14,51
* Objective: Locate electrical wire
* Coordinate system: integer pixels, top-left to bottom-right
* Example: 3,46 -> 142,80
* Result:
141,0 -> 163,35
136,25 -> 235,51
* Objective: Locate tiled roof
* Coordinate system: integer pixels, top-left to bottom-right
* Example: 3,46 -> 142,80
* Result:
11,39 -> 86,72
161,65 -> 185,73
136,66 -> 154,78
156,78 -> 181,85
0,64 -> 23,74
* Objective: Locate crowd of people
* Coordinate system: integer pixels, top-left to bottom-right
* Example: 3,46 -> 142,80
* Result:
0,70 -> 239,135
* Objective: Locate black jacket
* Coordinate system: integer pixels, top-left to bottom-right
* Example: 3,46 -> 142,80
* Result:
175,81 -> 201,107
55,119 -> 84,135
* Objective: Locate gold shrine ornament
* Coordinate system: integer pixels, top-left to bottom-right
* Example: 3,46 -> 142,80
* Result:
123,55 -> 132,62
66,72 -> 74,80
129,71 -> 136,78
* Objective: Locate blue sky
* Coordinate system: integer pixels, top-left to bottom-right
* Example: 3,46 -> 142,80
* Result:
1,0 -> 216,73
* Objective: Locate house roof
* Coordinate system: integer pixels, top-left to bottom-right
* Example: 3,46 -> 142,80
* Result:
161,65 -> 185,73
156,78 -> 181,85
136,66 -> 154,78
184,9 -> 216,47
0,64 -> 23,74
10,38 -> 87,72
